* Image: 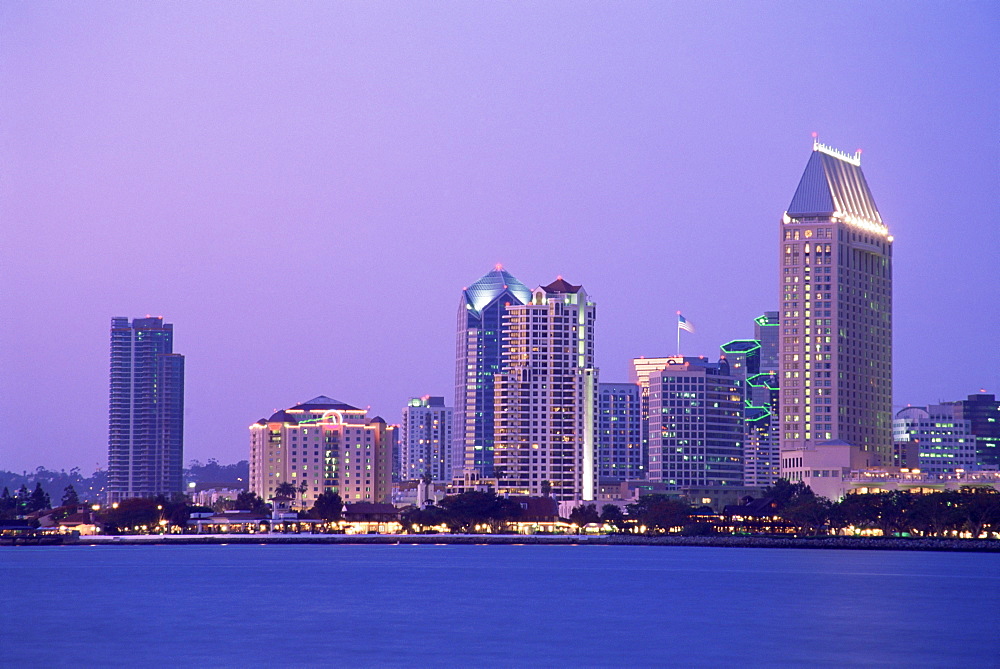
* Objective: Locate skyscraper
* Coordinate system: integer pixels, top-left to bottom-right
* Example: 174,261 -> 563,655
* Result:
454,265 -> 532,478
493,278 -> 597,501
721,329 -> 780,488
596,382 -> 643,483
779,142 -> 893,465
401,396 -> 454,482
107,316 -> 185,503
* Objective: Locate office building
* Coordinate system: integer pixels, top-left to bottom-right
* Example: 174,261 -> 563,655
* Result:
629,357 -> 674,476
943,393 -> 1000,468
493,278 -> 597,501
894,405 -> 978,475
107,316 -> 185,503
596,382 -> 643,482
648,356 -> 743,488
454,265 -> 532,478
249,396 -> 394,508
779,141 -> 893,467
401,396 -> 454,482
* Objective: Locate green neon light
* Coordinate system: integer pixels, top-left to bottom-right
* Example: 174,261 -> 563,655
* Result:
747,372 -> 778,390
754,314 -> 778,327
720,339 -> 761,355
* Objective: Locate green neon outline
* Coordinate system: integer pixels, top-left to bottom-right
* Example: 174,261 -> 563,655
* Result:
720,339 -> 761,355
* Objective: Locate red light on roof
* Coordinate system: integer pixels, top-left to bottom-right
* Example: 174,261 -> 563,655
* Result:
811,132 -> 818,138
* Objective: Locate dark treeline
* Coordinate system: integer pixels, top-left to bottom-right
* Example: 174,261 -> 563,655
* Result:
565,481 -> 1000,539
0,459 -> 249,510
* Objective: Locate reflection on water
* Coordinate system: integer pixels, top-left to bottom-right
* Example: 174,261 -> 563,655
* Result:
2,545 -> 998,667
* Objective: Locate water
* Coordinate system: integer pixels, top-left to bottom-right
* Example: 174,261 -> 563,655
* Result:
2,544 -> 998,667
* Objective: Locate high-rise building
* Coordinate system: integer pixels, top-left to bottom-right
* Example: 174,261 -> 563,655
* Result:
893,405 -> 978,475
721,328 -> 780,488
493,278 -> 597,501
596,382 -> 643,482
454,265 -> 532,478
943,393 -> 1000,468
779,142 -> 893,466
401,396 -> 453,482
107,316 -> 185,503
249,396 -> 394,507
647,356 -> 743,488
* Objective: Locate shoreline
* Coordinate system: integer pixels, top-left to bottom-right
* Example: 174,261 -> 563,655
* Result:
22,534 -> 1000,552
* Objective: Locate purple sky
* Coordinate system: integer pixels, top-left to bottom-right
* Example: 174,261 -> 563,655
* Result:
2,3 -> 997,474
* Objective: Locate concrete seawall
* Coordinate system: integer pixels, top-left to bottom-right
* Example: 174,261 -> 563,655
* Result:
61,534 -> 1000,552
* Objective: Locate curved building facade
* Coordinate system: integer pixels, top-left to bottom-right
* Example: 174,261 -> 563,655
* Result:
453,265 -> 532,477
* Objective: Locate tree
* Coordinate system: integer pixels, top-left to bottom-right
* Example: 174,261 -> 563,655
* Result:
14,484 -> 31,514
311,491 -> 343,521
100,498 -> 161,534
234,490 -> 268,513
762,479 -> 815,510
782,496 -> 833,536
273,482 -> 298,499
0,487 -> 15,520
61,484 -> 80,508
626,495 -> 691,534
437,491 -> 522,533
600,504 -> 625,529
400,504 -> 449,533
905,492 -> 962,537
540,480 -> 552,497
29,482 -> 51,513
956,487 -> 1000,539
569,503 -> 600,528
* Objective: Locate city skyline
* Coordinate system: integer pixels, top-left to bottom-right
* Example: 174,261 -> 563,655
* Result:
3,4 -> 998,474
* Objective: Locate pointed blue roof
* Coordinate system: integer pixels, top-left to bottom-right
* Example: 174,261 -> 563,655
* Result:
788,144 -> 883,227
462,265 -> 531,315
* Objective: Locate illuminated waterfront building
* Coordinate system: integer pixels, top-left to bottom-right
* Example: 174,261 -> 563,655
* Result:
249,396 -> 394,508
107,316 -> 184,504
453,265 -> 532,478
493,278 -> 598,501
401,396 -> 453,482
647,357 -> 743,488
597,382 -> 643,482
778,141 -> 893,467
893,405 -> 978,475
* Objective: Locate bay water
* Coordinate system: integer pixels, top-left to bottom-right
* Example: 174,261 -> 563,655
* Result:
2,544 -> 997,667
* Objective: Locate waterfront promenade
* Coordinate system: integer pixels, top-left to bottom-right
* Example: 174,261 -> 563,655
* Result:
64,533 -> 1000,552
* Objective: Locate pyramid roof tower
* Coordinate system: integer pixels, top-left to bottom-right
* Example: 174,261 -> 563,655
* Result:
787,142 -> 885,231
462,264 -> 532,315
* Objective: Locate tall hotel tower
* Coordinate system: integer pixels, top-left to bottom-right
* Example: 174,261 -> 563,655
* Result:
107,316 -> 185,503
454,266 -> 532,478
779,142 -> 893,463
493,278 -> 597,501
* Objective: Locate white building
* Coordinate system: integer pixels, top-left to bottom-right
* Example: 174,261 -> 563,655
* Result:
894,405 -> 978,475
493,278 -> 598,501
401,396 -> 453,482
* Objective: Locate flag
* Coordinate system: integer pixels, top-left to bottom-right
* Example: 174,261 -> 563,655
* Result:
677,313 -> 695,333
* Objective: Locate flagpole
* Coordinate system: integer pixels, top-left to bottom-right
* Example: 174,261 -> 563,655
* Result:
676,311 -> 681,357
